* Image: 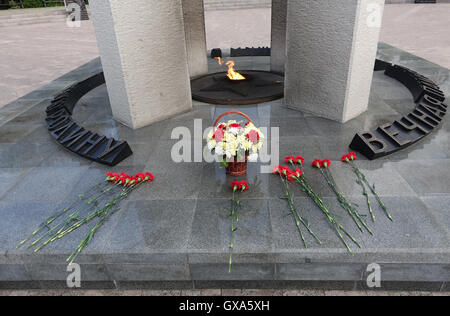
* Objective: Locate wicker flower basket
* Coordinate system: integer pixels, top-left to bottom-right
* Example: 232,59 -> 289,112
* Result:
213,111 -> 253,177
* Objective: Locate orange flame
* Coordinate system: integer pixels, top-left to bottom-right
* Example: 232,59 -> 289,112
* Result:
215,57 -> 246,81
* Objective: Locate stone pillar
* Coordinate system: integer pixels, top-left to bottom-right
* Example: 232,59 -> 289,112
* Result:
89,0 -> 192,129
182,0 -> 208,79
285,0 -> 385,123
271,0 -> 287,74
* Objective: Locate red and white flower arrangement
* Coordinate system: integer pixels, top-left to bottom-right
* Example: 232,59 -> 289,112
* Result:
342,152 -> 393,222
207,120 -> 264,168
18,171 -> 154,264
229,180 -> 250,273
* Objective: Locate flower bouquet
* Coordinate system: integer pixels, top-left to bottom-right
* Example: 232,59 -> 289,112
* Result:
18,171 -> 154,264
207,111 -> 264,176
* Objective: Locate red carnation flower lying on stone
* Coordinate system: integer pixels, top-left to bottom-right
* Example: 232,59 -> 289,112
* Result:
312,159 -> 323,168
348,152 -> 357,161
294,156 -> 305,165
341,152 -> 357,163
273,165 -> 289,176
287,168 -> 303,181
231,180 -> 241,191
239,181 -> 250,191
231,180 -> 250,192
285,156 -> 295,164
106,171 -> 154,186
321,159 -> 331,168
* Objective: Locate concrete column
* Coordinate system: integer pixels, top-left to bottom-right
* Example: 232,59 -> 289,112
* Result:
271,0 -> 288,74
182,0 -> 208,79
89,0 -> 192,129
285,0 -> 385,122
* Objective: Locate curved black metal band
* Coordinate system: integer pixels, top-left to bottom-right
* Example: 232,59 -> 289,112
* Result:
45,72 -> 133,166
350,59 -> 447,160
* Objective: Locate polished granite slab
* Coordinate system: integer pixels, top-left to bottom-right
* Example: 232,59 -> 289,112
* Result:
0,43 -> 449,290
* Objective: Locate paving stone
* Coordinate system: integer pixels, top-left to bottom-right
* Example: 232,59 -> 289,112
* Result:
257,101 -> 304,120
7,290 -> 29,296
126,163 -> 201,201
25,263 -> 110,282
276,263 -> 365,281
221,289 -> 242,296
190,264 -> 275,281
0,265 -> 31,282
0,124 -> 38,144
241,289 -> 283,296
104,200 -> 196,256
2,166 -> 88,203
396,160 -> 450,196
200,289 -> 221,296
198,163 -> 274,200
181,289 -> 202,296
0,168 -> 31,200
188,199 -> 272,255
277,136 -> 324,166
283,290 -> 325,296
117,281 -> 192,290
361,264 -> 450,283
270,117 -> 316,138
142,290 -> 182,296
419,196 -> 450,241
0,142 -> 57,168
324,290 -> 367,296
327,160 -> 417,197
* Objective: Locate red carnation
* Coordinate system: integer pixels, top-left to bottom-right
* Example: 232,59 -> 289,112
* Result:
135,172 -> 146,182
144,172 -> 154,182
239,181 -> 250,192
286,171 -> 297,182
213,128 -> 224,142
273,165 -> 281,175
279,166 -> 289,175
294,156 -> 305,165
218,124 -> 227,130
341,154 -> 350,163
348,152 -> 357,161
312,159 -> 323,168
229,123 -> 242,129
231,180 -> 241,191
322,159 -> 331,168
287,169 -> 303,181
285,156 -> 295,164
292,168 -> 303,178
246,130 -> 260,143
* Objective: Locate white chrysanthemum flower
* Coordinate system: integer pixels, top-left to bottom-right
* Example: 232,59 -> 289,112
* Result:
243,140 -> 251,151
215,142 -> 225,156
229,127 -> 240,135
208,140 -> 216,151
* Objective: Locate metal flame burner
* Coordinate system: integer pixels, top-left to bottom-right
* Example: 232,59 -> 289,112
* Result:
191,70 -> 284,105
